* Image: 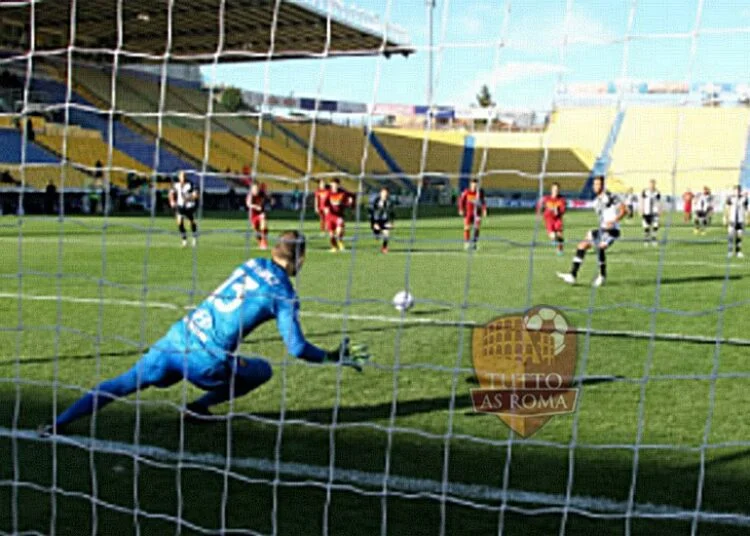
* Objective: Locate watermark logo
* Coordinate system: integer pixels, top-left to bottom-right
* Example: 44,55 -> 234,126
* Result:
470,306 -> 579,438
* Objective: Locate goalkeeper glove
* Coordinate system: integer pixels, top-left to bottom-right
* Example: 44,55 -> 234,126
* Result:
325,337 -> 371,372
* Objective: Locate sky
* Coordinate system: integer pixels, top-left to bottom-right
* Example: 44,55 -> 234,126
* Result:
202,0 -> 750,112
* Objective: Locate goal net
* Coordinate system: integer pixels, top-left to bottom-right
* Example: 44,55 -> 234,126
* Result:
1,0 -> 750,534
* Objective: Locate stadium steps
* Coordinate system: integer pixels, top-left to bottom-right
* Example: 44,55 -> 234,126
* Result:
740,124 -> 750,189
373,129 -> 464,190
30,73 -> 207,182
73,74 -> 219,172
366,131 -> 414,193
35,132 -> 149,187
0,163 -> 91,189
112,73 -> 327,185
274,122 -> 392,190
609,107 -> 750,194
0,128 -> 60,164
266,119 -> 380,190
580,109 -> 626,197
0,129 -> 92,188
372,128 -> 591,193
44,64 -> 214,179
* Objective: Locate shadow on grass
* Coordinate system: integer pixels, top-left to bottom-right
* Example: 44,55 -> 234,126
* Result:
253,394 -> 474,424
658,274 -> 742,285
1,385 -> 750,536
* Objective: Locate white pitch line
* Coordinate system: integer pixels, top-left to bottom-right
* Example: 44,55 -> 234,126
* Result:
0,235 -> 742,268
0,426 -> 748,528
1,292 -> 750,346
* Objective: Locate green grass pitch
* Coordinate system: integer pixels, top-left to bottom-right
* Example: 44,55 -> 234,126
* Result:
1,209 -> 749,535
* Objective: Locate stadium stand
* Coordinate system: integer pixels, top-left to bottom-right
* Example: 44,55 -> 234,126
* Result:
609,107 -> 750,194
0,128 -> 92,189
372,127 -> 592,193
27,73 -> 202,183
272,121 -> 394,190
66,63 -> 343,189
0,128 -> 59,165
35,130 -> 150,187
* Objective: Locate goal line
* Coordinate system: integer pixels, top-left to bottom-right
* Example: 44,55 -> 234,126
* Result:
1,426 -> 748,529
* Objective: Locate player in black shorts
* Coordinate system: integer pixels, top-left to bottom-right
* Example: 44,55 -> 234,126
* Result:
369,187 -> 395,254
557,176 -> 626,287
169,171 -> 199,247
724,184 -> 748,259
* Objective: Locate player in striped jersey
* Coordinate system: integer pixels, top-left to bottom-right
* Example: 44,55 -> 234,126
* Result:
625,187 -> 637,219
693,187 -> 712,235
557,176 -> 626,287
641,179 -> 661,247
369,187 -> 395,253
168,171 -> 199,248
723,184 -> 748,258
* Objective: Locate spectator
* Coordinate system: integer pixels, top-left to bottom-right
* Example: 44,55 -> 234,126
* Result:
227,186 -> 237,210
94,160 -> 103,180
44,179 -> 57,215
25,117 -> 34,142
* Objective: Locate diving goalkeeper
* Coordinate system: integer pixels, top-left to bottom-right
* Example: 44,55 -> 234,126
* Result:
41,230 -> 369,435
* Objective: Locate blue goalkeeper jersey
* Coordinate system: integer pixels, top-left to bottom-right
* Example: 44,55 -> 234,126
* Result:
164,258 -> 326,362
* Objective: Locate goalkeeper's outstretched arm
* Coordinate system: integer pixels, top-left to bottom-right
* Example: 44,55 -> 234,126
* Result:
275,298 -> 327,363
270,230 -> 370,369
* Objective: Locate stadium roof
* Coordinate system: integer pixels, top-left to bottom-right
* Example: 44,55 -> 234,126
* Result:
0,0 -> 413,62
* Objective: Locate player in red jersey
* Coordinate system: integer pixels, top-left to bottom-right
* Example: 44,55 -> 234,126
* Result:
314,179 -> 330,234
538,182 -> 567,255
324,178 -> 355,252
458,178 -> 487,250
682,189 -> 694,224
246,182 -> 269,250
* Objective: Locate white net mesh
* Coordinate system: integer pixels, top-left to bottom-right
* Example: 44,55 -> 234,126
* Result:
1,0 -> 750,535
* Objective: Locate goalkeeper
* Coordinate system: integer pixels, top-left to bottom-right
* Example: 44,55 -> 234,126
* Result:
41,230 -> 369,435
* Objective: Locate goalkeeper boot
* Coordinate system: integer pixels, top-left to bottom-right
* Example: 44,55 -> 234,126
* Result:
557,272 -> 576,285
337,239 -> 346,252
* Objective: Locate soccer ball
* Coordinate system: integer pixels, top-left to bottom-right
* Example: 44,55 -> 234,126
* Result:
523,307 -> 569,356
392,290 -> 415,312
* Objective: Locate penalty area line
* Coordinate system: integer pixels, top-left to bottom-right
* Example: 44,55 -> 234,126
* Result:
1,292 -> 750,347
1,426 -> 749,527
